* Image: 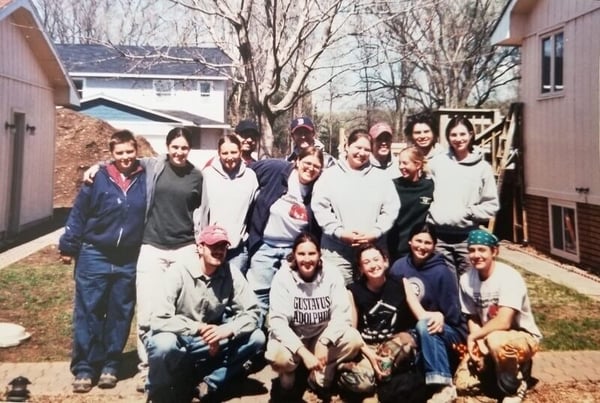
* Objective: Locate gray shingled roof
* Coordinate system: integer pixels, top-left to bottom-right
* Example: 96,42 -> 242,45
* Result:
55,44 -> 231,77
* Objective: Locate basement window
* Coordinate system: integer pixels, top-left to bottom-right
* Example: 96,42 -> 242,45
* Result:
548,200 -> 579,262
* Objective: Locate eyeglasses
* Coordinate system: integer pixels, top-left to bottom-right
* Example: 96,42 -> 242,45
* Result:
300,160 -> 322,171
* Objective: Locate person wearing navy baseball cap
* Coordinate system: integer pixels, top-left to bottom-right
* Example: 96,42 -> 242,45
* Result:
287,116 -> 335,168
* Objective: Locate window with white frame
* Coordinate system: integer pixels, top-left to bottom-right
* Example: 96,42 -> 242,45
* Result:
541,31 -> 564,94
549,201 -> 578,261
153,79 -> 174,97
199,81 -> 211,97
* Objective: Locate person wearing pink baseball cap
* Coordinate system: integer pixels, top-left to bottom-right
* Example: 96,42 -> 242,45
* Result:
145,224 -> 265,402
368,122 -> 399,178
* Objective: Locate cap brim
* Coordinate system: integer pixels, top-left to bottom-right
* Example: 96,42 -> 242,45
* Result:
291,125 -> 314,133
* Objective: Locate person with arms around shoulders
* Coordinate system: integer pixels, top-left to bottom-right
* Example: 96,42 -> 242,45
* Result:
265,232 -> 362,399
427,116 -> 499,277
287,116 -> 336,168
387,146 -> 434,262
459,229 -> 541,403
389,223 -> 467,403
199,134 -> 258,273
59,130 -> 146,394
246,146 -> 324,316
145,225 -> 265,403
368,122 -> 399,178
311,128 -> 400,285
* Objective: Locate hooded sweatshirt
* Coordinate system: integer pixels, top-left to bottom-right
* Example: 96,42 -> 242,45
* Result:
311,159 -> 400,252
389,252 -> 466,336
426,149 -> 498,234
199,160 -> 258,248
268,265 -> 353,354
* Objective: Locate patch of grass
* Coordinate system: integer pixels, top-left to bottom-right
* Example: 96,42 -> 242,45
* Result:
1,246 -> 599,362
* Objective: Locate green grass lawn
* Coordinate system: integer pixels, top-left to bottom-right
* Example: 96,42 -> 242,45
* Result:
0,245 -> 598,362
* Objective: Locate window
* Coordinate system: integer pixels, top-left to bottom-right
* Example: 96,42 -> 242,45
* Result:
72,78 -> 85,98
199,81 -> 211,97
549,201 -> 578,261
153,79 -> 174,97
541,32 -> 564,94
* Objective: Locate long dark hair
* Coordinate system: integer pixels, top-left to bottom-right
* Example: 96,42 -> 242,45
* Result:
445,115 -> 475,153
166,127 -> 193,147
408,222 -> 438,245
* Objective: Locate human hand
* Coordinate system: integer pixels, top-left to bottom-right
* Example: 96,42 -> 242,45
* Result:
59,254 -> 73,264
314,341 -> 329,368
199,324 -> 232,345
467,335 -> 485,371
426,311 -> 445,334
298,347 -> 323,371
83,164 -> 100,184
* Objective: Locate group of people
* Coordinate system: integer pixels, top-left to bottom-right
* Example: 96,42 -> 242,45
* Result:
58,112 -> 541,403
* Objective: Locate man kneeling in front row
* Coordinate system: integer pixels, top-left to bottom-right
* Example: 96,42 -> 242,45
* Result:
145,225 -> 265,403
459,229 -> 542,403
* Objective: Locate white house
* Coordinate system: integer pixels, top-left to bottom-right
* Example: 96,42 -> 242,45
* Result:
55,44 -> 232,166
492,0 -> 600,273
0,0 -> 78,242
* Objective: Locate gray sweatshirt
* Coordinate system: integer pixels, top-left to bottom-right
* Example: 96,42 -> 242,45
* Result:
268,265 -> 353,354
427,149 -> 499,232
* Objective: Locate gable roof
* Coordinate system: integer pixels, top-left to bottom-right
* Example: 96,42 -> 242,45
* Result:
0,0 -> 78,106
56,44 -> 232,79
79,95 -> 228,128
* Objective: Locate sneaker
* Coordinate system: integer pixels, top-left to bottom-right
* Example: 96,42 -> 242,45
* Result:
135,367 -> 148,393
279,371 -> 295,391
97,373 -> 117,389
427,384 -> 457,403
502,380 -> 527,403
72,376 -> 92,393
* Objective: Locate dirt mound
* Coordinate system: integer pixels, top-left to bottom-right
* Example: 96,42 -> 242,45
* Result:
53,108 -> 156,207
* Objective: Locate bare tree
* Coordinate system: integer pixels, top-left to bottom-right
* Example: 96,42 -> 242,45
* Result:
168,0 -> 367,156
357,0 -> 518,113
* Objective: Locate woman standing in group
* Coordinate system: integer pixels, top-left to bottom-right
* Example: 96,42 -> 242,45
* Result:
266,232 -> 362,398
199,134 -> 258,273
388,146 -> 434,262
427,116 -> 499,277
390,223 -> 467,403
246,146 -> 324,314
311,129 -> 400,285
60,130 -> 146,393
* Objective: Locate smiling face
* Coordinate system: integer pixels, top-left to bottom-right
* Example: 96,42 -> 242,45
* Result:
237,130 -> 258,154
294,240 -> 321,281
198,241 -> 229,274
296,154 -> 323,184
167,136 -> 191,167
111,141 -> 138,174
219,141 -> 241,173
448,123 -> 473,159
468,244 -> 498,277
346,136 -> 372,170
408,232 -> 436,266
398,150 -> 422,181
358,247 -> 389,283
373,133 -> 392,161
411,123 -> 435,152
291,127 -> 315,150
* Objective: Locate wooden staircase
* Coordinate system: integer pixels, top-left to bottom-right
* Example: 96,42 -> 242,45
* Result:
472,103 -> 526,242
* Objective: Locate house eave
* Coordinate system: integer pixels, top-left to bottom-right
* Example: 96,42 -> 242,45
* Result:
70,72 -> 230,81
491,0 -> 538,46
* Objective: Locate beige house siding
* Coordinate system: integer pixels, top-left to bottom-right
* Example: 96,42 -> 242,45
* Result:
519,1 -> 600,205
0,13 -> 57,235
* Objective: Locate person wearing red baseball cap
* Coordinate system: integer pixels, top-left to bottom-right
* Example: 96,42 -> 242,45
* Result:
145,225 -> 265,402
368,122 -> 399,178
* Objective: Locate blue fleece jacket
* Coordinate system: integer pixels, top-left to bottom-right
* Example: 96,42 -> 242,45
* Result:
389,252 -> 466,337
59,165 -> 146,257
247,159 -> 320,256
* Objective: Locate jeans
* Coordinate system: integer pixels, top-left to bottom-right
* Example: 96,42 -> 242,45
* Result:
71,243 -> 137,379
227,243 -> 249,275
414,318 -> 464,385
146,329 -> 266,395
135,243 -> 198,364
246,242 -> 291,315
